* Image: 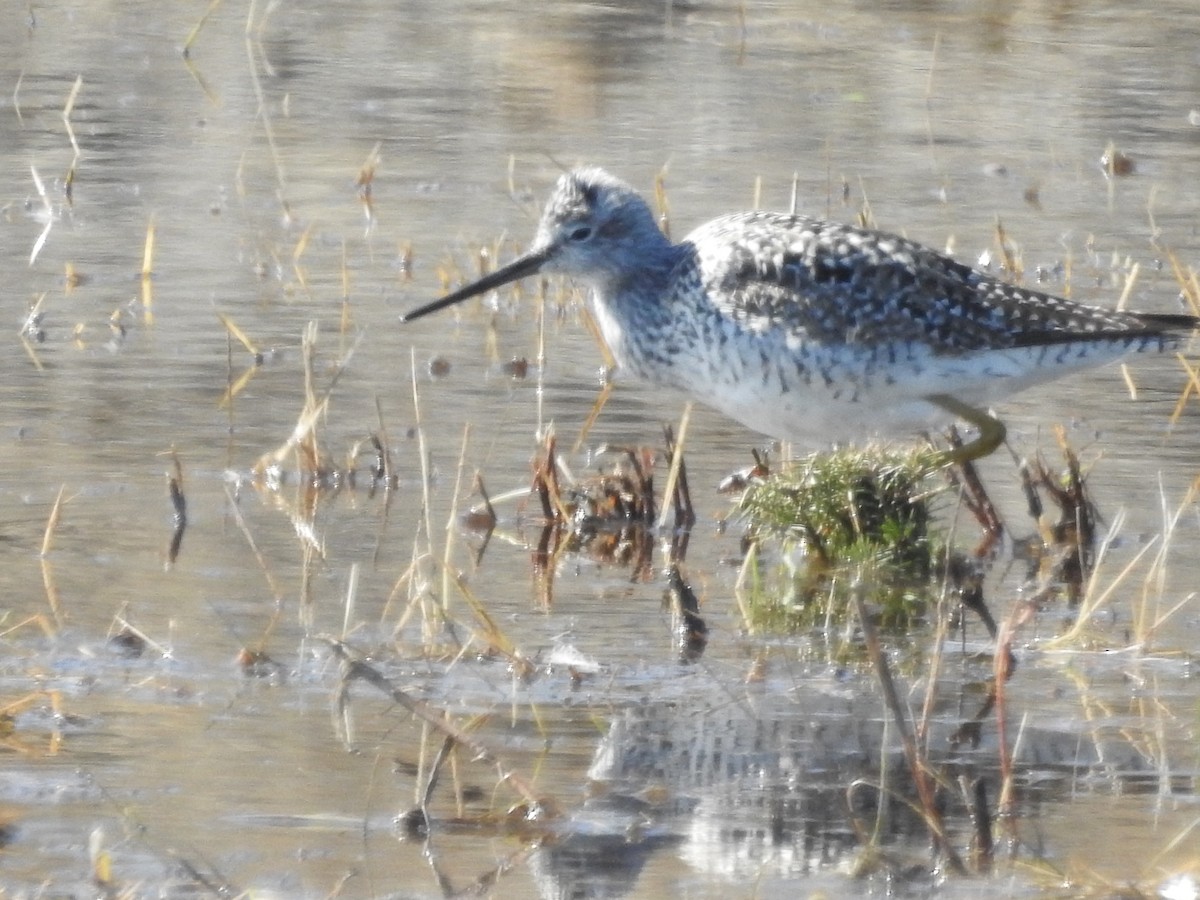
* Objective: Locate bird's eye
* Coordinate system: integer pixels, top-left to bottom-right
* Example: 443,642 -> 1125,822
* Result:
568,225 -> 593,242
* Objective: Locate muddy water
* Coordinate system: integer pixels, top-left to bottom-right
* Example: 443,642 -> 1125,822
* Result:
1,1 -> 1198,897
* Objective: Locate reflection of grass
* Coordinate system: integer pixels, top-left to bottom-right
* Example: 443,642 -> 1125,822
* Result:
1045,477 -> 1198,653
734,445 -> 949,632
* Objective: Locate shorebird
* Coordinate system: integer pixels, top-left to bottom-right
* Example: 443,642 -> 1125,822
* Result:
401,168 -> 1195,461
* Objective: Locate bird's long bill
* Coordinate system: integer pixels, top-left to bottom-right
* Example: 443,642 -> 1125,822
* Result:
399,246 -> 552,323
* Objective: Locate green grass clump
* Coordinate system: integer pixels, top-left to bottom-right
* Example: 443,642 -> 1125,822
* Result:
736,446 -> 948,632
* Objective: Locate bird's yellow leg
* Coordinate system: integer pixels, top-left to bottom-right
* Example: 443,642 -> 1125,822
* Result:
927,394 -> 1007,465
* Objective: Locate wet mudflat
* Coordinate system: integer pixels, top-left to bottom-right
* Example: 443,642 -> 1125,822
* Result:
0,2 -> 1198,897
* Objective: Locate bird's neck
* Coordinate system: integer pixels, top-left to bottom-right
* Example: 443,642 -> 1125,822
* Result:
587,239 -> 690,382
602,237 -> 683,317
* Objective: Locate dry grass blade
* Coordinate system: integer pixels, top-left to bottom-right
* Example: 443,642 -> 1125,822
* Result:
181,52 -> 220,105
450,572 -> 531,674
992,217 -> 1021,281
179,0 -> 223,102
653,164 -> 671,238
222,483 -> 287,644
1163,247 -> 1200,425
1129,478 -> 1197,649
340,563 -> 359,639
1045,509 -> 1158,648
0,691 -> 59,720
356,141 -> 381,230
732,541 -> 760,634
292,223 -> 313,293
1119,360 -> 1138,400
140,216 -> 155,324
1115,260 -> 1139,311
437,423 -> 473,617
220,363 -> 260,410
28,165 -> 53,265
216,311 -> 260,357
572,303 -> 618,451
0,690 -> 64,756
326,639 -> 546,811
12,69 -> 23,123
39,485 -> 71,629
40,485 -> 68,557
573,380 -> 612,453
0,614 -> 56,640
1164,248 -> 1192,301
1168,353 -> 1200,429
216,311 -> 264,408
260,398 -> 329,477
531,431 -> 573,525
183,0 -> 224,57
855,176 -> 876,230
1146,813 -> 1200,870
663,423 -> 696,532
656,402 -> 692,531
61,75 -> 82,164
243,0 -> 286,196
372,396 -> 393,487
59,76 -> 83,209
410,348 -> 436,574
252,323 -> 361,476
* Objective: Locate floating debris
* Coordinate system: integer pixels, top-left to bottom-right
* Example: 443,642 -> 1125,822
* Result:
1100,142 -> 1135,177
106,628 -> 146,659
502,356 -> 529,379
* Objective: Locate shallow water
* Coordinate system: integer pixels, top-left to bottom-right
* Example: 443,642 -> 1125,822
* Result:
1,1 -> 1198,897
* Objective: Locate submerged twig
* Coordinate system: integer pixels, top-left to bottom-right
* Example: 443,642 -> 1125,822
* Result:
853,581 -> 964,874
327,639 -> 546,811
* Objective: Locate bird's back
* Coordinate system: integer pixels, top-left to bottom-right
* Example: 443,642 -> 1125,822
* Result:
683,211 -> 1193,354
621,209 -> 1196,443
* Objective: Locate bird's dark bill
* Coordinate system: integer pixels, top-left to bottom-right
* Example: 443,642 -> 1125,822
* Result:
400,247 -> 551,323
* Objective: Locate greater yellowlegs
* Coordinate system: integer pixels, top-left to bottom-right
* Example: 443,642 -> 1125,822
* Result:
401,168 -> 1196,460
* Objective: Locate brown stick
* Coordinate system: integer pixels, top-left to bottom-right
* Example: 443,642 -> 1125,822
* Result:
327,639 -> 545,812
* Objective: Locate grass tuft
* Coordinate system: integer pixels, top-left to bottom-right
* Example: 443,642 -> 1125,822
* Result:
734,445 -> 949,631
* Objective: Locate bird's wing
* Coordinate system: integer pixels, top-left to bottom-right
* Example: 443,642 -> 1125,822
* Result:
685,211 -> 1184,353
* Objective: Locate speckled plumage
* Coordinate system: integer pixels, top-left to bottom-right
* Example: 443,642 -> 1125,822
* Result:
402,167 -> 1196,448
